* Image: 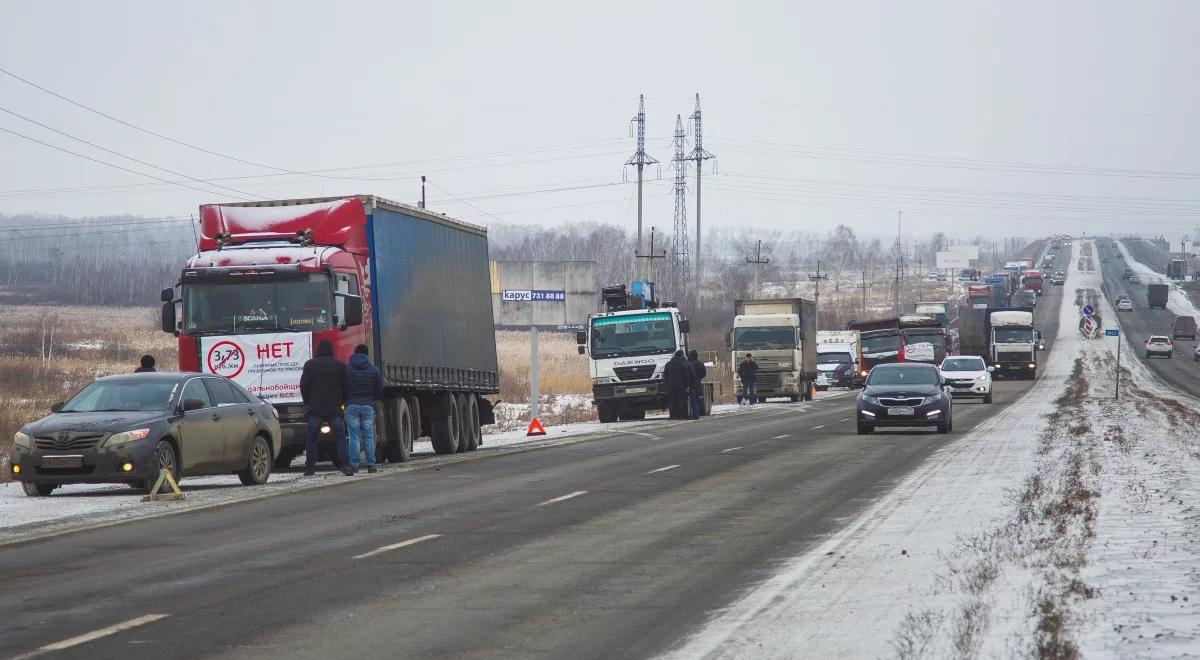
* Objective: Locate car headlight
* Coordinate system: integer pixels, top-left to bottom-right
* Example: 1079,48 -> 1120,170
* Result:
859,394 -> 878,405
103,428 -> 151,447
975,374 -> 989,383
13,431 -> 31,449
924,392 -> 944,404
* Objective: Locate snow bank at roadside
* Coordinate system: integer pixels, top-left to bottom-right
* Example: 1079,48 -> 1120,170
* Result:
1117,240 -> 1200,321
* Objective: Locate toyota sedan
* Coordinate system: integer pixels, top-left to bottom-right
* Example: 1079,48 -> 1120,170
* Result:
9,373 -> 281,496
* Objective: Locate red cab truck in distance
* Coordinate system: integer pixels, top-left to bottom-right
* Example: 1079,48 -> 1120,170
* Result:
162,195 -> 500,469
1021,270 -> 1044,297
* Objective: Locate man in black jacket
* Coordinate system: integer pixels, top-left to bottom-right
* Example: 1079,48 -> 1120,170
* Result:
300,339 -> 351,476
134,355 -> 156,373
736,353 -> 759,406
662,350 -> 693,420
687,350 -> 707,420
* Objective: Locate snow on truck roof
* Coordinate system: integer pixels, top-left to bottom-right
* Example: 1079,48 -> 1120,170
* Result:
207,195 -> 487,236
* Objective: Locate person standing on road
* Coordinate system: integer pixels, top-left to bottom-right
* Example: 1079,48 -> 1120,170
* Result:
687,350 -> 707,420
134,355 -> 156,373
663,350 -> 693,419
345,344 -> 383,474
737,353 -> 759,407
300,339 -> 350,476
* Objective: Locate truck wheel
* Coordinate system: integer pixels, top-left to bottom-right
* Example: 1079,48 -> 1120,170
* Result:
597,401 -> 619,424
803,384 -> 814,401
238,436 -> 273,486
430,403 -> 461,455
454,394 -> 470,453
273,447 -> 300,470
385,398 -> 413,463
22,482 -> 57,497
462,394 -> 481,452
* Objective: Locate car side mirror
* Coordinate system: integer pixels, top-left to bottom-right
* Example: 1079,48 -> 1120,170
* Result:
987,366 -> 996,372
342,295 -> 364,327
575,331 -> 586,345
160,287 -> 174,303
183,398 -> 206,412
577,345 -> 586,355
50,401 -> 64,413
161,302 -> 177,336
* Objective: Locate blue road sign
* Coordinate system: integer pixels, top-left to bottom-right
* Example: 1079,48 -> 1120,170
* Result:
1105,328 -> 1119,337
1082,304 -> 1095,317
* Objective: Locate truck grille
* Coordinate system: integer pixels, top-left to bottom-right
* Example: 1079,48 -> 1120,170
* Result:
34,433 -> 104,451
878,397 -> 923,407
756,372 -> 783,389
614,365 -> 656,382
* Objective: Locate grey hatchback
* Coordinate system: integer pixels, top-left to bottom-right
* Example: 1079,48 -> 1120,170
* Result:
9,372 -> 281,496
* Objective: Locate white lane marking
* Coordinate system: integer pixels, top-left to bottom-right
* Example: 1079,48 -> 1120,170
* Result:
720,446 -> 744,453
772,434 -> 790,439
352,534 -> 442,560
811,425 -> 826,430
647,464 -> 681,474
840,418 -> 850,422
611,429 -> 659,439
538,490 -> 589,506
13,614 -> 171,659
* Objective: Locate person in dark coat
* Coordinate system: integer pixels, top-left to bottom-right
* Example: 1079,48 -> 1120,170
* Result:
300,339 -> 350,476
134,355 -> 156,373
345,344 -> 384,474
737,353 -> 759,406
662,350 -> 693,420
687,350 -> 707,420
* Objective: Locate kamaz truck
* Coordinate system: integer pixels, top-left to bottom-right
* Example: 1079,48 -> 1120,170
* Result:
162,195 -> 499,468
956,304 -> 1039,378
580,284 -> 712,422
731,298 -> 818,402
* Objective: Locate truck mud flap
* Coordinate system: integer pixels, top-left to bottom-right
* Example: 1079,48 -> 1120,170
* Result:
478,396 -> 496,426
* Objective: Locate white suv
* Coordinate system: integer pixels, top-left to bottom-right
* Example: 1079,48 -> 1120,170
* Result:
939,355 -> 994,403
1146,335 -> 1173,359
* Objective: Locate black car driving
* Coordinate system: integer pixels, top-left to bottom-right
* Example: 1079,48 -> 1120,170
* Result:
9,372 -> 282,496
856,363 -> 953,435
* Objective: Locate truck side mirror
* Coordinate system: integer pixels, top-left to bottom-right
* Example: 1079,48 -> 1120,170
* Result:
575,331 -> 586,345
577,345 -> 586,355
161,302 -> 177,335
679,319 -> 690,334
160,287 -> 174,303
343,296 -> 364,327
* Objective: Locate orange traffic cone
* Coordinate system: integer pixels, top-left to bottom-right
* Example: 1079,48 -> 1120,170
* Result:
526,418 -> 546,437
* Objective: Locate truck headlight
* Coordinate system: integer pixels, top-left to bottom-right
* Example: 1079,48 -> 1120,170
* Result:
13,431 -> 31,449
592,377 -> 614,385
103,428 -> 151,447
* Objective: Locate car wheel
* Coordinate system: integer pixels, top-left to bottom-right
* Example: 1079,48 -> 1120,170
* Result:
983,391 -> 993,404
238,435 -> 273,486
22,482 -> 56,497
856,422 -> 873,435
937,420 -> 949,434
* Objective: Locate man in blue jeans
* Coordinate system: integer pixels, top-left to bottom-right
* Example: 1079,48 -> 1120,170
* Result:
345,344 -> 384,474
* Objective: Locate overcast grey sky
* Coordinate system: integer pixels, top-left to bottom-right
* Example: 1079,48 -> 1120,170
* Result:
2,0 -> 1198,241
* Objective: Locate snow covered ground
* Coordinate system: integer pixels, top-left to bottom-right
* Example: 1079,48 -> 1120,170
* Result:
1116,240 -> 1200,320
666,240 -> 1200,658
0,390 -> 850,545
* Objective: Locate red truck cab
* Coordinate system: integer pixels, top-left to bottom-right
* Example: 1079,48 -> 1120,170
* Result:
1021,270 -> 1044,297
967,284 -> 992,309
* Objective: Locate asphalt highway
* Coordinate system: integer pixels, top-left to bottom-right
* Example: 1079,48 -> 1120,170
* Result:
1098,240 -> 1200,396
1,252 -> 1070,660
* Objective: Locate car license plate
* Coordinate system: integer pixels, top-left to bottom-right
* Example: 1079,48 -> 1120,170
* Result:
887,407 -> 915,416
41,455 -> 83,468
625,387 -> 647,394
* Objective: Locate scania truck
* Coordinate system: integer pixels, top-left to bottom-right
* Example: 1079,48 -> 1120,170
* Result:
579,284 -> 712,422
731,298 -> 818,402
162,195 -> 499,467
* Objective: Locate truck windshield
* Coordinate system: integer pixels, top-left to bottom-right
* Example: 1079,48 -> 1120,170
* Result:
184,274 -> 333,334
817,352 -> 852,365
590,312 -> 677,358
734,326 -> 795,350
904,332 -> 946,348
861,335 -> 901,354
994,327 -> 1034,343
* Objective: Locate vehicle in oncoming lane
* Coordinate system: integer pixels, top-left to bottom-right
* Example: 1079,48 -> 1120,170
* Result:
855,363 -> 953,435
1145,335 -> 1173,359
1129,274 -> 1142,284
8,372 -> 282,497
1173,315 -> 1197,340
939,355 -> 994,403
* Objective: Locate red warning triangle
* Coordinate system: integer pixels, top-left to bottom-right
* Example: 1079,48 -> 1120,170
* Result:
526,417 -> 547,437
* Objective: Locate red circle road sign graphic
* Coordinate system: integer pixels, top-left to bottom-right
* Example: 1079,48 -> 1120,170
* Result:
206,340 -> 245,379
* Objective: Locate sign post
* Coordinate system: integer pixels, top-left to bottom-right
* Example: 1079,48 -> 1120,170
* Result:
1106,327 -> 1120,400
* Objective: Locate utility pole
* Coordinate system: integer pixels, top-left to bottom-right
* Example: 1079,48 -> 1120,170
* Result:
746,239 -> 770,298
635,227 -> 668,288
419,175 -> 426,209
857,271 -> 871,319
626,94 -> 659,262
688,94 -> 715,301
809,260 -> 829,330
669,114 -> 690,302
893,210 -> 903,316
916,256 -> 923,301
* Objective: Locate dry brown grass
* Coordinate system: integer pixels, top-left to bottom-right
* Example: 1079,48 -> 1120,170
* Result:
0,305 -> 177,481
495,330 -> 590,403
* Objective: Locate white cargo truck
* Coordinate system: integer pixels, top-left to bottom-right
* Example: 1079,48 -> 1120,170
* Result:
814,330 -> 861,390
731,298 -> 818,402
